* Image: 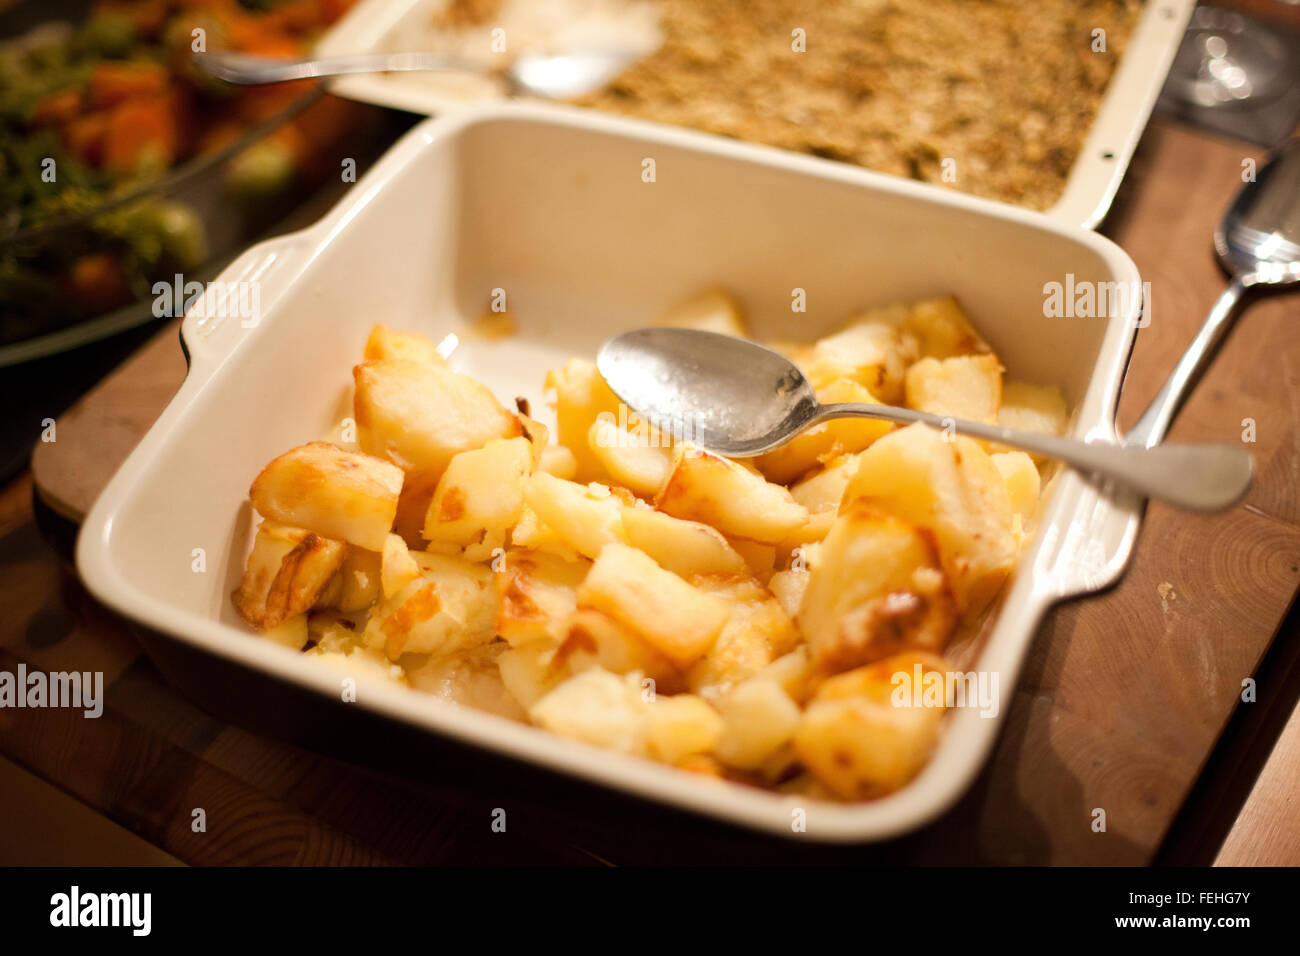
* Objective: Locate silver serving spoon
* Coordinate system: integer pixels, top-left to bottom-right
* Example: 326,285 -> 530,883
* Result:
194,48 -> 640,99
598,328 -> 1249,510
599,140 -> 1300,512
1126,137 -> 1300,447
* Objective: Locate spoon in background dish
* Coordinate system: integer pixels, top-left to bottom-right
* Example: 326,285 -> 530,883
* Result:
195,48 -> 642,99
598,139 -> 1300,512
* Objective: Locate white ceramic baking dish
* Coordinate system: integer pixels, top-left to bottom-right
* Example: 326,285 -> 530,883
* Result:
313,0 -> 1195,229
76,105 -> 1145,842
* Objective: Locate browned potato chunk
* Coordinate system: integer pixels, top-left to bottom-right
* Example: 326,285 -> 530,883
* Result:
656,446 -> 807,544
619,507 -> 747,578
794,652 -> 951,799
363,552 -> 497,659
545,359 -> 622,482
902,296 -> 991,360
527,667 -> 650,755
645,694 -> 724,764
539,444 -> 579,480
797,507 -> 957,674
233,520 -> 346,629
843,423 -> 1016,616
653,288 -> 746,337
577,544 -> 731,668
380,532 -> 421,598
497,639 -> 566,710
263,614 -> 310,650
353,358 -> 520,479
790,454 -> 859,514
801,304 -> 917,402
992,451 -> 1042,531
495,548 -> 590,646
995,381 -> 1070,463
686,575 -> 799,701
249,442 -> 403,552
523,473 -> 627,559
424,436 -> 533,559
767,568 -> 811,621
363,324 -> 446,365
554,609 -> 682,691
587,418 -> 673,498
756,378 -> 892,484
714,677 -> 802,771
904,354 -> 1003,423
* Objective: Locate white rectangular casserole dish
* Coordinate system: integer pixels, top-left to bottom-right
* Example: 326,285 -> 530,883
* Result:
76,106 -> 1145,842
313,0 -> 1196,229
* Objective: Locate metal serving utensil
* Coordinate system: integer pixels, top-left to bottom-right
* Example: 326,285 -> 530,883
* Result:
598,139 -> 1300,512
194,48 -> 640,99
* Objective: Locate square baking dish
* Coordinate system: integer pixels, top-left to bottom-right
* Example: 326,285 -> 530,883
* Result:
76,106 -> 1145,842
313,0 -> 1195,229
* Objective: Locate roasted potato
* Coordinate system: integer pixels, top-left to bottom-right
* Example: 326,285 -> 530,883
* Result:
902,296 -> 991,360
497,639 -> 566,710
687,574 -> 799,701
404,642 -> 526,721
528,667 -> 650,755
523,472 -> 627,560
714,676 -> 802,771
842,423 -> 1016,617
645,693 -> 724,764
364,552 -> 497,660
653,288 -> 746,337
353,358 -> 521,478
336,545 -> 382,612
904,353 -> 1003,423
797,507 -> 957,674
657,446 -> 808,544
233,519 -> 347,630
619,507 -> 747,577
495,548 -> 590,646
379,532 -> 421,598
363,324 -> 446,365
554,608 -> 682,691
249,442 -> 403,552
587,417 -> 672,498
800,304 -> 916,402
794,652 -> 950,799
545,358 -> 623,482
756,378 -> 892,485
995,381 -> 1070,463
992,450 -> 1042,531
577,543 -> 731,668
424,436 -> 533,559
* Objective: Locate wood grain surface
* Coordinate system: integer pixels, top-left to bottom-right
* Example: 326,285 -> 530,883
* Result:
5,117 -> 1299,865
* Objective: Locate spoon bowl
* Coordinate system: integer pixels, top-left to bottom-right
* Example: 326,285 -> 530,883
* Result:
596,327 -> 822,457
1129,136 -> 1300,446
1214,138 -> 1300,285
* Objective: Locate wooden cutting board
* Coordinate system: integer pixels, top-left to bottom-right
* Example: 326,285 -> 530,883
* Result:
24,118 -> 1300,863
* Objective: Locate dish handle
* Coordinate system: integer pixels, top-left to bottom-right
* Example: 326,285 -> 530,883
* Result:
1032,468 -> 1144,604
179,233 -> 307,381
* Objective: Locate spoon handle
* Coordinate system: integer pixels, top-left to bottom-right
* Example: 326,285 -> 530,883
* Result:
1126,276 -> 1251,448
814,402 -> 1252,511
195,51 -> 488,85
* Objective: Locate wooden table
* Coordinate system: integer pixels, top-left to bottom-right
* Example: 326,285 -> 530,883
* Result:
2,117 -> 1299,865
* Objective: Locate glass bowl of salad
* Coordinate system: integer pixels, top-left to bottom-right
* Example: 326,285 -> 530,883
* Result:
0,0 -> 372,365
